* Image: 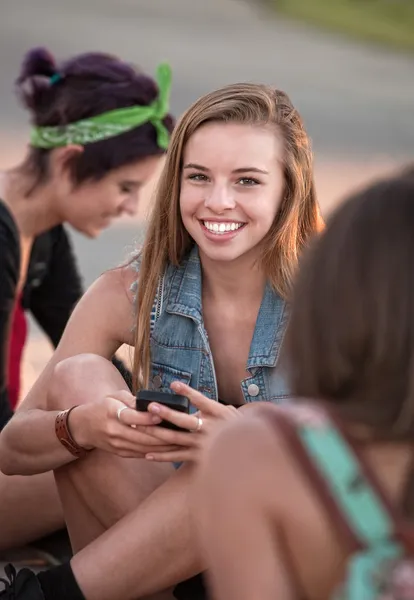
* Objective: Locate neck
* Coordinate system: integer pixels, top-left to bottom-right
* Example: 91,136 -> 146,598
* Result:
0,169 -> 61,238
200,251 -> 267,304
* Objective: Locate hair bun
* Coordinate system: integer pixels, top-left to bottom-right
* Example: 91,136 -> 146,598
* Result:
18,47 -> 57,81
16,47 -> 59,114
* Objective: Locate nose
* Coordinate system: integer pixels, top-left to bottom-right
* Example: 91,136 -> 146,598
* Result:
204,183 -> 236,214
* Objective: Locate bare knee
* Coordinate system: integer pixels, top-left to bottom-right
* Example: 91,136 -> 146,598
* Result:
48,354 -> 127,411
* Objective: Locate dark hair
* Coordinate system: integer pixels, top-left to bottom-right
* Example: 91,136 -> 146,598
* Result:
400,163 -> 414,181
286,175 -> 414,440
16,47 -> 175,187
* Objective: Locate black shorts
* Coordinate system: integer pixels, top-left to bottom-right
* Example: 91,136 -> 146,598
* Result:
173,573 -> 207,600
0,394 -> 13,432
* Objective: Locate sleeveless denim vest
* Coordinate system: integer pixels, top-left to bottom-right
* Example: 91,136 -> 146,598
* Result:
133,245 -> 291,405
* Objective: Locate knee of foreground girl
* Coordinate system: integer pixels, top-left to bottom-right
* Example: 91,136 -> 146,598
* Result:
47,354 -> 116,411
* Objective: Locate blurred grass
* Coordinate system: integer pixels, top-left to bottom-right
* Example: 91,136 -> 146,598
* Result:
272,0 -> 414,52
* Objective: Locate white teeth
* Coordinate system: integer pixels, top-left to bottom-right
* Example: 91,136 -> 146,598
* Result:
203,221 -> 244,235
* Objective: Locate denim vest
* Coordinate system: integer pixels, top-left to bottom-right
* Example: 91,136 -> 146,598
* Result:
138,246 -> 290,406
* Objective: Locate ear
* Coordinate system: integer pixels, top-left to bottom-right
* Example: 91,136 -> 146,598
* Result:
50,145 -> 84,182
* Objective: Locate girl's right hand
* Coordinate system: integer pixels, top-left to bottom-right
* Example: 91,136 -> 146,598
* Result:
69,390 -> 182,458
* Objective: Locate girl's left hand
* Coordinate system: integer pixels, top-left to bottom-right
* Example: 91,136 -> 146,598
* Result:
142,382 -> 240,463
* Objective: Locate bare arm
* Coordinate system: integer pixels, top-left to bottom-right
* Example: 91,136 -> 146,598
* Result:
0,266 -> 135,475
195,413 -> 297,600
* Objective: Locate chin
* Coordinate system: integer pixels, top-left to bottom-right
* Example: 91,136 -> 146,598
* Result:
75,226 -> 101,239
198,245 -> 250,263
197,237 -> 264,266
87,229 -> 102,239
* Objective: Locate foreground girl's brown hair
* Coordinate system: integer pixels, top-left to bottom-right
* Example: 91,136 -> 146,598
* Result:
133,83 -> 324,389
287,175 -> 414,440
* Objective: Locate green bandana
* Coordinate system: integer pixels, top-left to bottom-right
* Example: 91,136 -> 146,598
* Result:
30,63 -> 172,150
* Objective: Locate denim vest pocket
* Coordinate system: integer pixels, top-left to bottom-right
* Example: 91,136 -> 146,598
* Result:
149,362 -> 192,394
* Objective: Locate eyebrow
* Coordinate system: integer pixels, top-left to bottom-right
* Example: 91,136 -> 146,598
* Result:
183,163 -> 269,175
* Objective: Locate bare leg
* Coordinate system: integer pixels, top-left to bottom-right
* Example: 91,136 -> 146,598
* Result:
70,463 -> 202,600
0,470 -> 64,551
55,448 -> 173,553
64,402 -> 269,599
56,454 -> 175,600
48,355 -> 173,550
48,356 -> 180,599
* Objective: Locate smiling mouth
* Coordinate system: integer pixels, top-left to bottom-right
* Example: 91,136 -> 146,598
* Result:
201,220 -> 246,235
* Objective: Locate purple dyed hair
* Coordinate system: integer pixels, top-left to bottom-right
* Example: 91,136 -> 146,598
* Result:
16,47 -> 175,187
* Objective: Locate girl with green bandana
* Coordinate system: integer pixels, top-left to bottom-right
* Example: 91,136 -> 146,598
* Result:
0,46 -> 174,556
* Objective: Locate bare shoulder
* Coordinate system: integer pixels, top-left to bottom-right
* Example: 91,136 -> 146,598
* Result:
226,402 -> 293,456
90,261 -> 138,301
199,405 -> 293,504
75,263 -> 138,345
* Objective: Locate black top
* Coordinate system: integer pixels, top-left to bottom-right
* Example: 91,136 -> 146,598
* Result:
0,202 -> 131,430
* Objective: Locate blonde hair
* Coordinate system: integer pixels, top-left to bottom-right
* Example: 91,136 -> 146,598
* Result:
133,82 -> 324,390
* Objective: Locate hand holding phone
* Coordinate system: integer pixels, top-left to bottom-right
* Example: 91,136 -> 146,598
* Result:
136,390 -> 190,432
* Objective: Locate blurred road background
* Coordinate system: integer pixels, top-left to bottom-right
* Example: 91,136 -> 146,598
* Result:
0,0 -> 413,432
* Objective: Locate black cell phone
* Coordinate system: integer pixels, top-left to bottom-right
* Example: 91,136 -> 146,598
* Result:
136,390 -> 190,432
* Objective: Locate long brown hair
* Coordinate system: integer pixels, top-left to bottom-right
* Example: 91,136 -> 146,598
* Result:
133,82 -> 323,390
286,175 -> 414,440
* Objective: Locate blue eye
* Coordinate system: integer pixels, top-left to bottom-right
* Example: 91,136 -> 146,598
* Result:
188,173 -> 208,182
238,178 -> 260,186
